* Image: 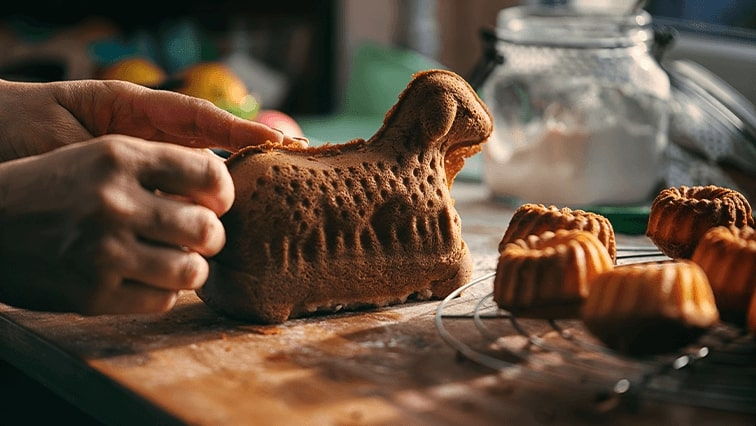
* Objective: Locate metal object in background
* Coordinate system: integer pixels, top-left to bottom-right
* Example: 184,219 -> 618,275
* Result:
436,253 -> 756,416
665,59 -> 756,177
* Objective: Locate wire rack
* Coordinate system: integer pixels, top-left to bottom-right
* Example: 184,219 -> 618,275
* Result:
435,247 -> 756,415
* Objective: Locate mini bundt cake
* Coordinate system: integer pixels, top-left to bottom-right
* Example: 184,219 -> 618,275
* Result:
198,70 -> 493,324
582,260 -> 719,356
691,225 -> 756,324
498,204 -> 617,262
646,185 -> 754,259
493,229 -> 614,319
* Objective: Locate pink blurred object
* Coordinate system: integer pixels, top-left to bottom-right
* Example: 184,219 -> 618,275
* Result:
254,109 -> 304,139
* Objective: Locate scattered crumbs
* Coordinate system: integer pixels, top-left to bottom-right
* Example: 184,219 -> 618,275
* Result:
349,409 -> 364,421
266,353 -> 291,363
238,325 -> 284,336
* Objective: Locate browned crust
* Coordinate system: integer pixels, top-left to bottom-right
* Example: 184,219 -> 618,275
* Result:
199,70 -> 493,324
691,225 -> 756,323
582,260 -> 720,356
498,203 -> 617,262
646,185 -> 754,259
493,230 -> 614,320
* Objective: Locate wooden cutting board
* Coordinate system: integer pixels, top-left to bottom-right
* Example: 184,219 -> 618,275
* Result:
1,182 -> 753,425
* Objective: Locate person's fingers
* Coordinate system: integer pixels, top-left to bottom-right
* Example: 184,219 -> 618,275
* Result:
121,244 -> 210,291
132,193 -> 227,257
135,141 -> 235,216
60,80 -> 308,151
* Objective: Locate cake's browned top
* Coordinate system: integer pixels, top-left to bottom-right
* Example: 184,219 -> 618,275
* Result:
649,186 -> 754,228
646,185 -> 754,259
694,225 -> 756,258
498,203 -> 617,261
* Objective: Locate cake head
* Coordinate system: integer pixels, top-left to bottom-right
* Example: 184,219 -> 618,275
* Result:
198,70 -> 493,323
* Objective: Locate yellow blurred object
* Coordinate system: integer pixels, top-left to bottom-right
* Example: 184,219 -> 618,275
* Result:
99,57 -> 167,87
176,62 -> 260,120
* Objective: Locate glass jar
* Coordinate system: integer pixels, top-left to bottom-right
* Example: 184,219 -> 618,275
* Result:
478,6 -> 670,207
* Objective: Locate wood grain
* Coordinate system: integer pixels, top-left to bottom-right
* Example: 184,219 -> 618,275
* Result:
1,182 -> 753,425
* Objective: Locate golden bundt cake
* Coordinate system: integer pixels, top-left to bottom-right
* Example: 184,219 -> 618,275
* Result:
582,260 -> 719,356
646,185 -> 754,259
198,70 -> 493,324
691,226 -> 756,324
498,204 -> 617,262
493,229 -> 614,319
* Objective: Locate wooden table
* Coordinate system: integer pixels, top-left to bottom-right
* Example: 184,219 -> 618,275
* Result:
2,181 -> 755,425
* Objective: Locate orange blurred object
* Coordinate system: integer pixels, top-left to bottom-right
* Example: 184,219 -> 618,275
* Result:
98,57 -> 167,87
176,62 -> 259,120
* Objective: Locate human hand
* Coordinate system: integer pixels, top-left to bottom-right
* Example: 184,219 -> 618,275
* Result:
0,78 -> 306,162
0,136 -> 233,314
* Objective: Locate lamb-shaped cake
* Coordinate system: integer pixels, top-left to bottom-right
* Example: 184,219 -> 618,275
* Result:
198,69 -> 493,323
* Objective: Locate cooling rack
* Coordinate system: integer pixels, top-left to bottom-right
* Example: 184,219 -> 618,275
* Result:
435,247 -> 756,415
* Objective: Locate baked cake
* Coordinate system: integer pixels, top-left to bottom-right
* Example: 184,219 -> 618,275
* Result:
493,229 -> 614,319
498,204 -> 617,262
646,185 -> 754,259
691,225 -> 756,324
582,260 -> 719,356
197,70 -> 493,324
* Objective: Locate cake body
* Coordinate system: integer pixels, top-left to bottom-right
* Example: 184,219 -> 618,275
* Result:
498,204 -> 617,262
646,185 -> 754,259
198,70 -> 493,323
493,229 -> 614,319
691,225 -> 756,324
582,260 -> 719,356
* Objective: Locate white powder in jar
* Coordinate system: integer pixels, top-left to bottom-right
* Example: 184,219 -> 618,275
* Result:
483,85 -> 668,207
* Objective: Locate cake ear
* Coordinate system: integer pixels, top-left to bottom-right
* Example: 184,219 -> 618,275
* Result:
419,93 -> 457,143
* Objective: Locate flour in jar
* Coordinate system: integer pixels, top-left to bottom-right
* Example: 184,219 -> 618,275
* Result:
483,78 -> 668,207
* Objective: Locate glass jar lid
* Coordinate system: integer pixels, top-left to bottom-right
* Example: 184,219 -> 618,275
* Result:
495,6 -> 655,48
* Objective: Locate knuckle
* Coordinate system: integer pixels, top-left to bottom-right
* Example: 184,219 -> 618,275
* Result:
92,136 -> 129,167
200,155 -> 230,191
149,201 -> 174,230
155,292 -> 180,313
179,253 -> 209,288
194,208 -> 224,251
90,234 -> 128,269
94,187 -> 135,220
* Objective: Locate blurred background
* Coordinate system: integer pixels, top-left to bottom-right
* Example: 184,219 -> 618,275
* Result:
0,0 -> 753,137
0,0 -> 753,187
